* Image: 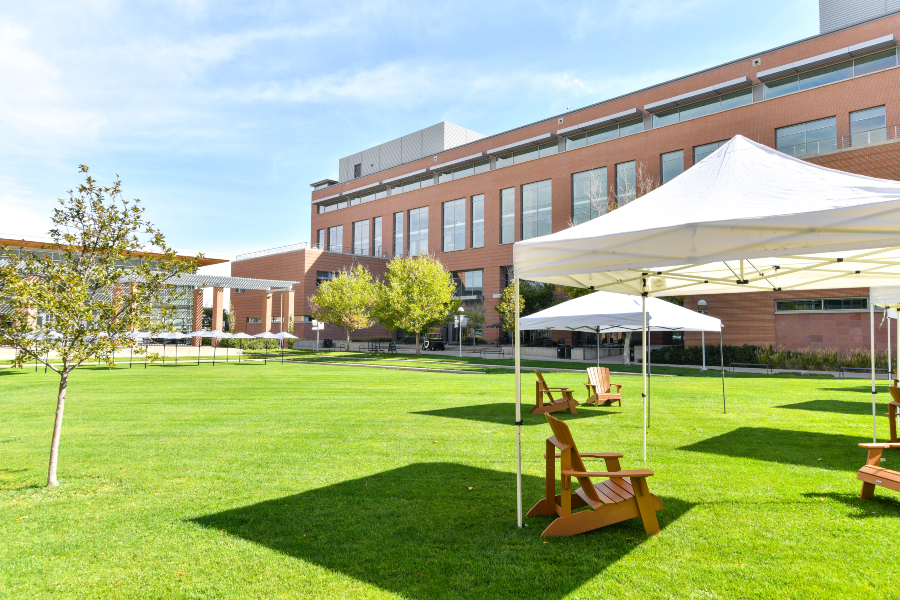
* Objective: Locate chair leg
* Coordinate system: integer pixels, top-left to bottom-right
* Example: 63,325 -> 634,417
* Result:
631,478 -> 661,535
861,481 -> 876,499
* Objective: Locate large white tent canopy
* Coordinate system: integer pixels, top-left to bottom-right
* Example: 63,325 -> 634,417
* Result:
509,135 -> 900,529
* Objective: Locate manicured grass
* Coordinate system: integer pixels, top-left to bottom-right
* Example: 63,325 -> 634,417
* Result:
1,360 -> 897,598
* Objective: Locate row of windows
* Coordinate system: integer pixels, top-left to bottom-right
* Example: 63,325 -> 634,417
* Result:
775,297 -> 868,311
764,48 -> 897,101
652,88 -> 752,128
775,105 -> 885,157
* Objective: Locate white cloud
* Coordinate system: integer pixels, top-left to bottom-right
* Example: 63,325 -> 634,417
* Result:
0,192 -> 55,238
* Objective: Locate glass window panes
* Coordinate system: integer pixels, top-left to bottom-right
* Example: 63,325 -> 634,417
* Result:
393,212 -> 404,258
521,179 -> 552,240
661,150 -> 684,184
854,48 -> 898,77
652,107 -> 679,128
454,269 -> 483,298
500,188 -> 515,244
327,225 -> 343,253
513,145 -> 539,164
799,60 -> 852,91
764,75 -> 800,100
392,176 -> 433,195
316,271 -> 335,287
776,297 -> 867,311
615,161 -> 636,205
572,168 -> 608,225
850,105 -> 887,146
775,299 -> 822,311
693,140 -> 727,164
587,124 -> 618,144
352,220 -> 369,255
442,198 -> 466,252
471,194 -> 484,249
373,216 -> 383,257
538,141 -> 558,158
719,88 -> 752,111
317,229 -> 325,249
776,117 -> 836,157
408,207 -> 428,256
618,118 -> 644,137
679,96 -> 721,122
495,153 -> 514,169
566,133 -> 586,151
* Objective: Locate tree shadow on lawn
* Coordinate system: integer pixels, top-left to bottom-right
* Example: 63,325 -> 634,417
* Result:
413,403 -> 616,426
679,428 -> 868,471
191,462 -> 692,600
804,492 -> 900,517
777,399 -> 881,416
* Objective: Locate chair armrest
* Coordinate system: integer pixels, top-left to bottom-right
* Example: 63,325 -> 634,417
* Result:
859,443 -> 900,449
562,469 -> 654,478
547,452 -> 624,459
611,384 -> 623,391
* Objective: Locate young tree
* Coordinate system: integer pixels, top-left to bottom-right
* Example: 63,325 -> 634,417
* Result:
462,301 -> 486,346
308,264 -> 377,346
0,166 -> 198,487
495,282 -> 525,333
227,301 -> 236,333
608,161 -> 659,210
374,255 -> 458,355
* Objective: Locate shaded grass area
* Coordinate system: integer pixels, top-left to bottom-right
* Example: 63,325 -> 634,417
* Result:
2,362 -> 899,598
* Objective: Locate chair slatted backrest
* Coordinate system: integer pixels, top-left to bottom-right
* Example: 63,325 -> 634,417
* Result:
587,367 -> 601,389
889,386 -> 900,404
545,415 -> 602,505
598,368 -> 611,394
535,371 -> 554,399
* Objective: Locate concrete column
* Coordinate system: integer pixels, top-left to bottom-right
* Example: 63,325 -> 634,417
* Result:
262,292 -> 273,333
211,287 -> 224,346
192,289 -> 203,346
285,289 -> 295,334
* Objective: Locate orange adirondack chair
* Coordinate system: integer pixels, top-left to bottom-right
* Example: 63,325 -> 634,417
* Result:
585,367 -> 623,406
857,442 -> 900,499
532,371 -> 579,415
527,414 -> 662,537
888,385 -> 900,442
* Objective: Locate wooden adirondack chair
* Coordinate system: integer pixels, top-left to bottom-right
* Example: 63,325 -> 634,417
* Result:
888,385 -> 900,442
857,442 -> 900,498
527,414 -> 662,537
585,367 -> 623,406
532,371 -> 579,415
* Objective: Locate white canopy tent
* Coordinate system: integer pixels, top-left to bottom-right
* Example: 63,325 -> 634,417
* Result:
511,135 -> 900,528
868,288 -> 900,415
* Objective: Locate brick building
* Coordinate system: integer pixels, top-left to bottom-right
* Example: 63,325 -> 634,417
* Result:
234,4 -> 900,351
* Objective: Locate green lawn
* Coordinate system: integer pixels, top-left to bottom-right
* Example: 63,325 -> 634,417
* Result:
1,360 -> 897,598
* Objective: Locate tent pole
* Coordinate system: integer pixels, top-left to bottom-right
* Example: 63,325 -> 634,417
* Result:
642,291 -> 647,463
514,278 -> 522,529
889,314 -> 892,381
720,329 -> 726,414
896,313 -> 899,384
596,327 -> 600,368
871,301 -> 877,443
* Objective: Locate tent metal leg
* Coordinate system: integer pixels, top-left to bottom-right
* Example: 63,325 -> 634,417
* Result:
889,315 -> 892,380
720,330 -> 726,414
642,292 -> 647,463
596,326 -> 600,368
514,278 -> 523,529
871,302 -> 878,443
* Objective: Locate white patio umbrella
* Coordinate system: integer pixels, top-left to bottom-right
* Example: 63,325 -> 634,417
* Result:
206,330 -> 232,365
511,135 -> 900,528
254,331 -> 279,364
273,331 -> 299,364
189,330 -> 213,365
156,331 -> 178,364
126,331 -> 150,368
230,332 -> 254,363
169,331 -> 191,364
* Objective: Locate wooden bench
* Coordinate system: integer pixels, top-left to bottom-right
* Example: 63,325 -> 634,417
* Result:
585,367 -> 622,407
730,361 -> 772,374
479,347 -> 505,359
841,365 -> 891,378
857,442 -> 900,499
532,371 -> 579,415
527,414 -> 662,537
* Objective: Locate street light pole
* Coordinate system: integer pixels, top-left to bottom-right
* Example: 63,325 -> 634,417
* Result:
698,300 -> 708,371
457,306 -> 465,358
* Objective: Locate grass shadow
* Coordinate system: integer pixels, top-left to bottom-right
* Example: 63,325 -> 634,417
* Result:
191,463 -> 692,600
804,492 -> 900,517
777,399 -> 880,416
413,403 -> 616,426
679,427 -> 866,471
0,369 -> 26,376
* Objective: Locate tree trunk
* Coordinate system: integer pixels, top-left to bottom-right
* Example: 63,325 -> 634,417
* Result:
47,370 -> 69,487
623,332 -> 632,365
415,332 -> 420,355
346,329 -> 351,349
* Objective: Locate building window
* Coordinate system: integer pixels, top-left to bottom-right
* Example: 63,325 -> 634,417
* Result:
651,89 -> 752,128
693,140 -> 728,164
353,163 -> 361,178
500,187 -> 515,244
347,188 -> 387,207
660,150 -> 684,184
442,199 -> 466,252
572,168 -> 608,225
471,194 -> 484,249
615,161 -> 636,205
373,216 -> 383,257
850,105 -> 886,146
565,117 -> 646,152
234,288 -> 245,294
393,212 -> 404,258
439,160 -> 490,183
453,269 -> 483,298
764,48 -> 897,101
327,225 -> 343,253
316,229 -> 325,249
408,207 -> 429,256
504,265 -> 515,288
352,220 -> 369,255
246,317 -> 262,324
390,175 -> 433,196
776,117 -> 836,157
316,271 -> 335,287
521,179 -> 552,240
495,142 -> 558,169
775,297 -> 868,312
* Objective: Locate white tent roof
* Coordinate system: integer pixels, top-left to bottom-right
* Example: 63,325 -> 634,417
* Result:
519,291 -> 721,332
513,136 -> 900,296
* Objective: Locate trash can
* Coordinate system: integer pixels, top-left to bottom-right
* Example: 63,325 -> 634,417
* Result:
324,338 -> 333,348
565,345 -> 573,359
556,346 -> 566,359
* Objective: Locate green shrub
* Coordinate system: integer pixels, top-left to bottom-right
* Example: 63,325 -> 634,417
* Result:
650,344 -> 761,366
653,343 -> 893,371
219,338 -> 282,350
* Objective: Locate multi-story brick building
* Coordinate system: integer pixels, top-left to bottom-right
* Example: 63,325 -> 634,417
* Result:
234,4 -> 900,352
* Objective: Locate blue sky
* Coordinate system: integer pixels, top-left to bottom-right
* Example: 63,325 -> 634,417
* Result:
1,0 -> 819,266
